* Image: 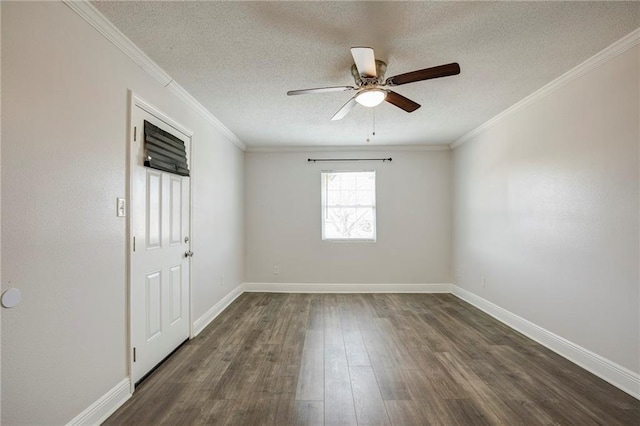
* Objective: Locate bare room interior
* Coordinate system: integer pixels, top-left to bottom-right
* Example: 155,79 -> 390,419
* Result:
1,1 -> 639,425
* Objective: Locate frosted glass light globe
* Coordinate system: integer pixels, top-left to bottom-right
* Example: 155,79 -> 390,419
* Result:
355,89 -> 386,107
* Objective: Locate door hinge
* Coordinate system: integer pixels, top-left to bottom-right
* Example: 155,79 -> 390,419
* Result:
133,236 -> 136,252
134,126 -> 137,142
133,347 -> 136,362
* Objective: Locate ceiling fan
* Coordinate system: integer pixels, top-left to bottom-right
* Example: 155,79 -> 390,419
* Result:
287,47 -> 460,121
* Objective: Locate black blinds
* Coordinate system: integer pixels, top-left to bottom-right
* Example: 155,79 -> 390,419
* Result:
144,120 -> 190,176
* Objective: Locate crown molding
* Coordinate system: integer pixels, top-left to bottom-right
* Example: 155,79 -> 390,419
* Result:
63,0 -> 246,151
165,81 -> 246,150
62,0 -> 171,85
450,27 -> 640,150
245,144 -> 450,153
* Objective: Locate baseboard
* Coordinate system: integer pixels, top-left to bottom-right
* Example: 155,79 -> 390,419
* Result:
66,378 -> 131,425
65,283 -> 638,426
242,282 -> 452,293
192,285 -> 244,336
451,285 -> 640,400
67,287 -> 243,425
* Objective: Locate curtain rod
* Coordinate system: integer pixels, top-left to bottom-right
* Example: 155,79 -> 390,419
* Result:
307,158 -> 392,163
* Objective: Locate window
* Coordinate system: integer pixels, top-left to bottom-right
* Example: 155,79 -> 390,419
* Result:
321,171 -> 376,241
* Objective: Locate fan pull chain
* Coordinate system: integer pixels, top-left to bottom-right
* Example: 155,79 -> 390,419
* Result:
366,109 -> 377,143
373,109 -> 376,136
366,110 -> 371,143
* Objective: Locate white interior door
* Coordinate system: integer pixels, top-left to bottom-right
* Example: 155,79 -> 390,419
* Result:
130,102 -> 191,385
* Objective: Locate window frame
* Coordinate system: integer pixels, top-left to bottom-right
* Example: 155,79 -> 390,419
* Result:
320,170 -> 377,242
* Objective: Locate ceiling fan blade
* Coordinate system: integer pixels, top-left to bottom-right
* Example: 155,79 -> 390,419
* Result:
385,90 -> 421,113
287,86 -> 355,96
385,63 -> 460,86
350,47 -> 377,78
331,97 -> 358,121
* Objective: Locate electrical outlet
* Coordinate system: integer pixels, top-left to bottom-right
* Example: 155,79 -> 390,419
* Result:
273,265 -> 280,275
481,276 -> 486,287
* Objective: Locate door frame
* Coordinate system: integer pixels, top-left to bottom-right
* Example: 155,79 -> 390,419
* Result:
127,91 -> 195,393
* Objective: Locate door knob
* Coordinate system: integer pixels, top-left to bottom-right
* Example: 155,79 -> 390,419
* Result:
184,251 -> 194,258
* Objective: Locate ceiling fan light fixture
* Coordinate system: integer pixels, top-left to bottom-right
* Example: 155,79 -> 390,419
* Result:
355,89 -> 387,107
287,46 -> 459,120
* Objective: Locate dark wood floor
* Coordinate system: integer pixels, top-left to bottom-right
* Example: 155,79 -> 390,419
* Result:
105,293 -> 639,425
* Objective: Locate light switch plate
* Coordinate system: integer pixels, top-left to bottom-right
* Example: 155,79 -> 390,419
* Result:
117,198 -> 126,217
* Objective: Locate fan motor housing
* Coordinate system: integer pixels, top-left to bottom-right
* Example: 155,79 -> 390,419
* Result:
351,60 -> 387,86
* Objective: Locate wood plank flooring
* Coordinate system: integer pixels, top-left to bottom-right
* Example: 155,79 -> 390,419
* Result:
105,293 -> 640,425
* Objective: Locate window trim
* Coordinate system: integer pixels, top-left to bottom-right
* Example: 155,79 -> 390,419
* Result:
320,170 -> 377,242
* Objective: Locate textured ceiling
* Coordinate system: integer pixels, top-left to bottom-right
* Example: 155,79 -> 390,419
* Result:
93,1 -> 639,148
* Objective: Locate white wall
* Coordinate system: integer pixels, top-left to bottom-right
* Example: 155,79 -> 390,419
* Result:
245,149 -> 451,284
192,131 -> 244,319
0,3 -> 3,420
1,2 -> 244,424
452,45 -> 639,373
3,2 -> 636,423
